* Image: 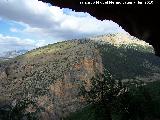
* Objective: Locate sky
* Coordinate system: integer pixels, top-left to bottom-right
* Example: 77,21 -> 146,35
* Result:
0,0 -> 126,53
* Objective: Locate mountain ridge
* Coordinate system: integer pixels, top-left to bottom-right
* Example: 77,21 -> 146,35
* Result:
0,33 -> 159,119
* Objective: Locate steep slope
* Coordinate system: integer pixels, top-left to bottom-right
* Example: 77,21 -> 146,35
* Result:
0,33 -> 160,119
0,40 -> 103,119
90,33 -> 160,81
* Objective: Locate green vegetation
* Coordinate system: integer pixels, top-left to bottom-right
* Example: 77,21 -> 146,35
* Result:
79,69 -> 126,120
0,99 -> 44,120
66,71 -> 160,120
25,41 -> 77,58
65,105 -> 95,120
99,43 -> 160,79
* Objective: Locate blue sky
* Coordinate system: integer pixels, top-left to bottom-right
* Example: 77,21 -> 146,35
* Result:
0,0 -> 126,53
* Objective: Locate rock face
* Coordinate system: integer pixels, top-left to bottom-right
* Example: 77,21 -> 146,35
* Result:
0,39 -> 103,119
0,33 -> 160,119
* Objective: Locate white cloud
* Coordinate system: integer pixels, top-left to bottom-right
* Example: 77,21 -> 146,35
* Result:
10,27 -> 18,32
0,0 -> 126,41
0,34 -> 46,52
35,39 -> 49,47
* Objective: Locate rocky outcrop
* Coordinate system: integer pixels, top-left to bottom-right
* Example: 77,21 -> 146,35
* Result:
0,40 -> 103,119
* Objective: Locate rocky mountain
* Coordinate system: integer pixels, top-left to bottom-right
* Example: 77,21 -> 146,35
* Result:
0,33 -> 160,120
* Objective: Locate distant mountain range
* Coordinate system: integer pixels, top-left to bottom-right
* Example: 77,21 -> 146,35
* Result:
0,33 -> 160,120
0,50 -> 28,60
